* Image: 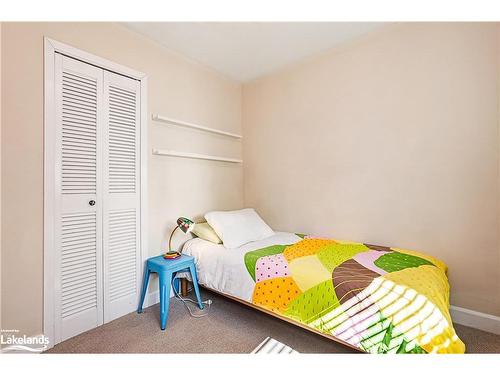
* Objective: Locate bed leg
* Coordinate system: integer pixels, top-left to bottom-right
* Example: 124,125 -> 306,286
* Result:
181,278 -> 188,297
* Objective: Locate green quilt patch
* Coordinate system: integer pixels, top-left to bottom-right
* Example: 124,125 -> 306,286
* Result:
284,279 -> 339,324
374,251 -> 434,273
244,245 -> 287,281
316,243 -> 369,273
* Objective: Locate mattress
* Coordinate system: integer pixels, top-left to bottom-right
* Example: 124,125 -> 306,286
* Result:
182,232 -> 465,354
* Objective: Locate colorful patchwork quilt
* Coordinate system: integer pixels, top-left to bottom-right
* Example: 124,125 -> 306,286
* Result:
244,235 -> 465,354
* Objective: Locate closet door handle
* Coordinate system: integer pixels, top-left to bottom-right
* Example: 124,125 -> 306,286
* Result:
89,200 -> 96,206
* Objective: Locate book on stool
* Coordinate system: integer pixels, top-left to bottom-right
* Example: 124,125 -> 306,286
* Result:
163,251 -> 181,260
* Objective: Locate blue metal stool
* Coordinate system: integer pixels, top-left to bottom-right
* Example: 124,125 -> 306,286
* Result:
137,254 -> 203,330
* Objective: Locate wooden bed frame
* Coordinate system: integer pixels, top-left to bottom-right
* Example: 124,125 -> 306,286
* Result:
180,279 -> 363,353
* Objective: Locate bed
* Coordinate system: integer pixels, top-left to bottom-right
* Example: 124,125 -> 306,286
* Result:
182,231 -> 465,354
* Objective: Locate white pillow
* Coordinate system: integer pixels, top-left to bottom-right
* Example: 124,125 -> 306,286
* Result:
204,208 -> 274,249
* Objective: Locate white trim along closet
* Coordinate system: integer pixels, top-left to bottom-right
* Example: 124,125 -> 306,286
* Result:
43,38 -> 148,348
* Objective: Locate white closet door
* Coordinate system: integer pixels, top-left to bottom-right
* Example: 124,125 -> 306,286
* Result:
102,70 -> 141,322
54,54 -> 104,342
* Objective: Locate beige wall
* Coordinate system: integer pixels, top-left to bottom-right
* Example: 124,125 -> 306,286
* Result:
2,22 -> 499,339
243,23 -> 500,316
1,22 -> 243,336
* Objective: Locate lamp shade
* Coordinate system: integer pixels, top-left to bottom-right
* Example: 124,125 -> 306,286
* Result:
177,217 -> 194,233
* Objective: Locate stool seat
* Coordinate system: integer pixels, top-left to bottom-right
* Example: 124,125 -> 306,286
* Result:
137,254 -> 203,330
146,254 -> 194,272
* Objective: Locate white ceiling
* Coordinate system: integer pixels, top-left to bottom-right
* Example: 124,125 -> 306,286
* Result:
123,22 -> 384,82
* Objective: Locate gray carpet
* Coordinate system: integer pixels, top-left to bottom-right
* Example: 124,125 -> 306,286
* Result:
47,288 -> 500,354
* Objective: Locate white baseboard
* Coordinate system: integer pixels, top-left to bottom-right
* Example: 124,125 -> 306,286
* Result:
143,288 -> 174,309
144,290 -> 159,307
450,305 -> 500,335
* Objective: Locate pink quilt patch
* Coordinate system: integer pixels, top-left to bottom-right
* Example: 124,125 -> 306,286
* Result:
352,250 -> 389,275
255,254 -> 290,282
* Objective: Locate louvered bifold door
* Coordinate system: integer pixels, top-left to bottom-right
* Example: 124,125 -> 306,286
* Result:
54,54 -> 104,342
102,71 -> 141,322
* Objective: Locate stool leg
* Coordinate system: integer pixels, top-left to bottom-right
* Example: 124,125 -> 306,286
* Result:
159,271 -> 173,330
137,268 -> 151,313
189,264 -> 204,310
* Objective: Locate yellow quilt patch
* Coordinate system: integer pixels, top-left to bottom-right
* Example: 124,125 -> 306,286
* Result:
288,255 -> 331,292
376,265 -> 465,353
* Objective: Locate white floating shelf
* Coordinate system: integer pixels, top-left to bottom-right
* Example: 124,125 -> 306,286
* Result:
152,114 -> 242,139
152,149 -> 243,164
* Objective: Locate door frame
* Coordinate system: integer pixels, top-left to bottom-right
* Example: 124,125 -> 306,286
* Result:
43,37 -> 148,349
